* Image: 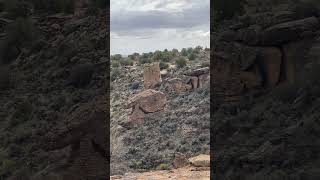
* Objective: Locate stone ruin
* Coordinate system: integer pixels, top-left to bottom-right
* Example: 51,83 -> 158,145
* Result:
167,67 -> 210,92
127,89 -> 166,123
127,63 -> 210,123
212,13 -> 320,105
143,62 -> 162,89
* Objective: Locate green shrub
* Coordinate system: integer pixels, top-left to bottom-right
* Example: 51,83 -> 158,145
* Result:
175,57 -> 187,68
130,160 -> 143,169
120,59 -> 133,66
111,54 -> 122,61
194,46 -> 203,53
128,53 -> 139,61
201,61 -> 210,67
159,61 -> 169,70
181,48 -> 188,56
111,68 -> 120,81
188,53 -> 197,61
171,48 -> 179,57
139,58 -> 152,65
111,61 -> 120,68
157,163 -> 170,170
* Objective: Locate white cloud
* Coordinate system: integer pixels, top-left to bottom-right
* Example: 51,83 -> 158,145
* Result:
111,0 -> 210,55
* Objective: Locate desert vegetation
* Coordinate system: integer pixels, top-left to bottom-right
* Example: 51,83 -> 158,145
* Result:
0,0 -> 107,179
111,46 -> 209,69
212,0 -> 320,179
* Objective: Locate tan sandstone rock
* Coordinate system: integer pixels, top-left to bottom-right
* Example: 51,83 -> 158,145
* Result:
174,153 -> 190,168
199,73 -> 210,88
127,89 -> 166,122
167,78 -> 192,92
143,62 -> 162,89
189,76 -> 198,89
188,154 -> 210,167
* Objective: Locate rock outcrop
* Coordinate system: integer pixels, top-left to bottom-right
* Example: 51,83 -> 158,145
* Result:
212,1 -> 320,180
213,8 -> 319,105
188,154 -> 210,167
127,89 -> 166,123
167,67 -> 210,92
46,97 -> 108,180
143,62 -> 162,89
167,77 -> 192,92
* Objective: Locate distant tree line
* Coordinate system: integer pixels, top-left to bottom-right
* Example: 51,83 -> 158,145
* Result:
111,46 -> 210,69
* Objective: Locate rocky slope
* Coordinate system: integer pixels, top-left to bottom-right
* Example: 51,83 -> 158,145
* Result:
110,52 -> 210,175
212,0 -> 320,179
0,8 -> 108,180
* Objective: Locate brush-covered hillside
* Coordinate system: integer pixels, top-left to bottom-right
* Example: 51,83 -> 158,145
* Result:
0,0 -> 108,179
212,0 -> 320,179
110,47 -> 210,175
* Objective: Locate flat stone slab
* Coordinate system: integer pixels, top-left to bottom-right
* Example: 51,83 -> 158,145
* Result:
188,154 -> 210,167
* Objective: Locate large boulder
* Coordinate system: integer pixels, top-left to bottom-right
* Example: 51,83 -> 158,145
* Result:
188,154 -> 210,167
173,153 -> 190,168
127,89 -> 166,122
185,67 -> 209,77
143,62 -> 162,89
167,78 -> 192,92
261,17 -> 319,45
185,67 -> 210,89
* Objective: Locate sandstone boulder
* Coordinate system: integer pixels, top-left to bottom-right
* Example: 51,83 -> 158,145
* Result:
199,73 -> 210,88
167,78 -> 192,92
173,153 -> 190,168
185,67 -> 209,77
190,76 -> 199,89
188,154 -> 210,167
143,62 -> 162,89
127,89 -> 166,122
160,69 -> 168,78
183,67 -> 210,89
261,17 -> 319,45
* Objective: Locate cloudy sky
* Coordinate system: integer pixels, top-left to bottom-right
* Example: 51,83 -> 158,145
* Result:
111,0 -> 210,55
